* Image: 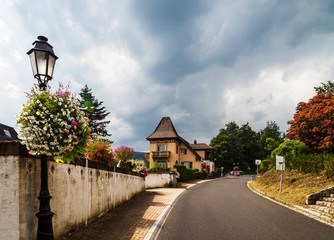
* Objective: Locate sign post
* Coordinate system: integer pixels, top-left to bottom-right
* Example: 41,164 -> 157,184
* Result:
276,156 -> 285,192
255,159 -> 261,175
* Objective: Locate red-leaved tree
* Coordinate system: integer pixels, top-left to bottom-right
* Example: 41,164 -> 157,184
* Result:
286,93 -> 334,153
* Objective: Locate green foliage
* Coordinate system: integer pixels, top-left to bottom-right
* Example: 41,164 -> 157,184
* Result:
173,164 -> 196,181
194,171 -> 206,179
271,140 -> 310,160
148,162 -> 171,171
259,159 -> 272,172
210,121 -> 283,172
324,155 -> 334,178
288,154 -> 324,173
79,84 -> 111,139
314,81 -> 334,94
258,121 -> 284,159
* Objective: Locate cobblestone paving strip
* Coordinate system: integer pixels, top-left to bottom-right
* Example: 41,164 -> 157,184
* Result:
65,180 -> 209,240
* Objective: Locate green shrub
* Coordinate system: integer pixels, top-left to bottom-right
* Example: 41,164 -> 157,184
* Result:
288,154 -> 323,173
173,164 -> 196,181
148,162 -> 171,172
194,171 -> 206,179
259,159 -> 272,172
272,140 -> 310,160
324,154 -> 334,178
214,168 -> 222,174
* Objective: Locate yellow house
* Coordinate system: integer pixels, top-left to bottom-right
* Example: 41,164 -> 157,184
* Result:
145,117 -> 214,171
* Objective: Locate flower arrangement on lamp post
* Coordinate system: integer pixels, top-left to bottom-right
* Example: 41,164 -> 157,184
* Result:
16,83 -> 90,163
19,36 -> 91,239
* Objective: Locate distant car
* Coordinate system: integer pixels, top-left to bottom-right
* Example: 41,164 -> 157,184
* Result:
230,170 -> 242,176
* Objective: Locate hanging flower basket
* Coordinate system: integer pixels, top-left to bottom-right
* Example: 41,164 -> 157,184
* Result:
16,84 -> 90,163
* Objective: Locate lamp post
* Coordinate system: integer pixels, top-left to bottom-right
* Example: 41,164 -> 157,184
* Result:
27,36 -> 58,239
27,36 -> 58,91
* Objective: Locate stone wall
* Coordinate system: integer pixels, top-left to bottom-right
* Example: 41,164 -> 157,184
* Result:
0,142 -> 145,240
145,171 -> 177,188
306,185 -> 334,205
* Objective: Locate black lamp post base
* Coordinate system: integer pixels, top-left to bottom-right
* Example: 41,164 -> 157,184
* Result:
36,154 -> 54,240
36,211 -> 54,240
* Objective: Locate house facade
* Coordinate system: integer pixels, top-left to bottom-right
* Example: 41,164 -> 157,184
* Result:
145,117 -> 214,172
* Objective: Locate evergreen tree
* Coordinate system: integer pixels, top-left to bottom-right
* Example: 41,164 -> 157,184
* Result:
258,121 -> 283,159
79,84 -> 111,139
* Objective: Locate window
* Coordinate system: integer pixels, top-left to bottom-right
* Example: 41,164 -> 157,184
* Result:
183,162 -> 192,168
158,160 -> 167,168
180,148 -> 187,154
163,144 -> 168,151
3,129 -> 11,137
176,145 -> 179,154
157,144 -> 162,152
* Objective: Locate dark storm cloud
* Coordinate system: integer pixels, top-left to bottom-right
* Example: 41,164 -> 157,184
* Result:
129,0 -> 208,84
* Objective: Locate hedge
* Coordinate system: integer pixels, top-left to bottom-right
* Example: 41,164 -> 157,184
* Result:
173,164 -> 197,181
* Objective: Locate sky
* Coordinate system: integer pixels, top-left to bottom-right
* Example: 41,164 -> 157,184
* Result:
1,0 -> 334,151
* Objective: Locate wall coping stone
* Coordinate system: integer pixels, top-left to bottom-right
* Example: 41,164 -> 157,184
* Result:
0,141 -> 144,178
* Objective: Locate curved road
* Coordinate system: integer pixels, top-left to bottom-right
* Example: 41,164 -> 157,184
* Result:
157,176 -> 334,240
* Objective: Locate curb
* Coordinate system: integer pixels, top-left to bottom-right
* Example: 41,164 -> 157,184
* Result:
247,180 -> 334,228
144,179 -> 214,240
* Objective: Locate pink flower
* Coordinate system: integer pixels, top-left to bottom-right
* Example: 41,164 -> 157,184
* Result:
71,121 -> 78,126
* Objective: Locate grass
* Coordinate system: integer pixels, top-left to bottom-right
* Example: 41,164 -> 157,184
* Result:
251,169 -> 334,207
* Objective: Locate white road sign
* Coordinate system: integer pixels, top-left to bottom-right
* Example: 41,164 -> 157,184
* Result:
255,160 -> 261,166
276,156 -> 285,171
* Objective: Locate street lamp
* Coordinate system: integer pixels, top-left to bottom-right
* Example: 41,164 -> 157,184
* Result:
27,36 -> 58,239
27,36 -> 58,90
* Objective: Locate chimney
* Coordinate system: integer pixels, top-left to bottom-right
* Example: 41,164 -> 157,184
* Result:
194,140 -> 197,144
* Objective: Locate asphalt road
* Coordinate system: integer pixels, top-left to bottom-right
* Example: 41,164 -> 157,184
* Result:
156,176 -> 334,240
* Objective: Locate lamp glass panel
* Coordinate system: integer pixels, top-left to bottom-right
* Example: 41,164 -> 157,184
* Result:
47,55 -> 56,78
28,51 -> 37,76
35,50 -> 48,76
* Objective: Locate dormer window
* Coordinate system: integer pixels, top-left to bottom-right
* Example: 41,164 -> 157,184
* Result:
4,129 -> 11,137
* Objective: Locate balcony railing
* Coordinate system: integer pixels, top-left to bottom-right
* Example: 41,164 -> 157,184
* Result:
152,151 -> 171,159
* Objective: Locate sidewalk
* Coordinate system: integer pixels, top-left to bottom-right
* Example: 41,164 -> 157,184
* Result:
65,180 -> 209,240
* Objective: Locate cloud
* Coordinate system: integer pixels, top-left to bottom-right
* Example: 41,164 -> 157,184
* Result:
1,0 -> 334,152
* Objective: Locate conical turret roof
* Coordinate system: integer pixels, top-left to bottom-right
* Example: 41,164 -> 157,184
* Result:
146,117 -> 179,140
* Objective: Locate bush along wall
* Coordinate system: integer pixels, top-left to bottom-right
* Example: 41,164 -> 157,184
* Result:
173,164 -> 194,181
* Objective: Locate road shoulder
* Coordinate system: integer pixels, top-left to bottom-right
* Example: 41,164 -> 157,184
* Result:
247,179 -> 334,228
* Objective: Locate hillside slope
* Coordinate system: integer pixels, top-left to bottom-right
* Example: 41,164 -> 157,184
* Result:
252,169 -> 334,206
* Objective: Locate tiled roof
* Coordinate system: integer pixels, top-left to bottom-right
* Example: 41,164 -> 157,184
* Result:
190,143 -> 214,150
0,123 -> 19,141
146,117 -> 179,140
147,117 -> 203,160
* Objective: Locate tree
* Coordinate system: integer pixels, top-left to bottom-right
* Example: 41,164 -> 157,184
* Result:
258,121 -> 283,159
237,123 -> 260,171
210,122 -> 243,171
79,85 -> 111,138
271,140 -> 310,159
286,92 -> 334,153
314,80 -> 334,94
